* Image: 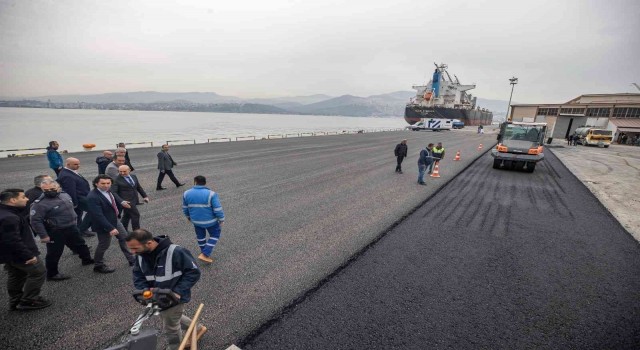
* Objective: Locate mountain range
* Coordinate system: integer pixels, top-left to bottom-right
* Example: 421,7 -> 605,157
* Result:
13,91 -> 509,119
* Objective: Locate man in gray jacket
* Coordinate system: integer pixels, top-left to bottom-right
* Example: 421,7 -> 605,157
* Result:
156,144 -> 185,190
30,180 -> 93,281
105,156 -> 126,180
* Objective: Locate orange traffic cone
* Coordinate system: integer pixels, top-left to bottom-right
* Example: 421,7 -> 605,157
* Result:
477,143 -> 483,151
453,150 -> 461,161
430,161 -> 441,178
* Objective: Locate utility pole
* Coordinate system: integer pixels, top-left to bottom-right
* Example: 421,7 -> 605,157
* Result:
506,77 -> 518,122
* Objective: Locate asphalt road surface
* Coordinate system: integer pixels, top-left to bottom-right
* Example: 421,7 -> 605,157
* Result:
0,129 -> 496,350
241,150 -> 640,349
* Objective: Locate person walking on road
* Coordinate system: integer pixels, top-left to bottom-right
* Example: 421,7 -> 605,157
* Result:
111,165 -> 149,231
0,188 -> 51,311
57,158 -> 95,237
86,175 -> 135,273
46,141 -> 64,176
95,150 -> 113,175
105,155 -> 126,180
156,144 -> 185,190
118,143 -> 135,171
417,144 -> 435,186
394,139 -> 408,174
182,176 -> 225,263
125,229 -> 206,349
25,175 -> 52,208
30,180 -> 94,281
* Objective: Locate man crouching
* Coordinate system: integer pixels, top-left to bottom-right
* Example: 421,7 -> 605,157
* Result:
125,229 -> 207,349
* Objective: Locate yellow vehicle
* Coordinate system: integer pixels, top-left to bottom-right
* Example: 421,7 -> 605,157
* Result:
574,127 -> 613,147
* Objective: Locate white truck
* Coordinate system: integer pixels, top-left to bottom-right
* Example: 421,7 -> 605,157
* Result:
407,118 -> 455,131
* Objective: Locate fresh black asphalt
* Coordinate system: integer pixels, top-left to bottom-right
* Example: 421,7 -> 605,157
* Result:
241,149 -> 640,349
0,130 -> 496,350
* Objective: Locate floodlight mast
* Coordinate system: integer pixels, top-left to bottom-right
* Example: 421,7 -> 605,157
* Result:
506,77 -> 518,122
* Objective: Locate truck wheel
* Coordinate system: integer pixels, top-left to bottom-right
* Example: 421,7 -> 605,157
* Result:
527,162 -> 536,173
493,159 -> 501,169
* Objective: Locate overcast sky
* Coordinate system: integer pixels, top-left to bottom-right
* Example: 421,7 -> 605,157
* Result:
1,0 -> 639,103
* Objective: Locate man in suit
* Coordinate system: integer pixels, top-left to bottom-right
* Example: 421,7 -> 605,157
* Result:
156,144 -> 185,190
57,158 -> 95,237
86,174 -> 135,273
112,165 -> 149,231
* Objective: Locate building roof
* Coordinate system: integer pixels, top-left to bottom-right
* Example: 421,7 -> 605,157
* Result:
609,118 -> 640,128
512,93 -> 640,107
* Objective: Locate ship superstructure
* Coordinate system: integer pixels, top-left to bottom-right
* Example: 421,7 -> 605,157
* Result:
405,63 -> 492,126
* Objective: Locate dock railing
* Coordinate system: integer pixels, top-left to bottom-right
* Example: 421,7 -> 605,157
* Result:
2,128 -> 407,157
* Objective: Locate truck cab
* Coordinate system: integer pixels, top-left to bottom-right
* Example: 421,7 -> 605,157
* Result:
491,121 -> 547,172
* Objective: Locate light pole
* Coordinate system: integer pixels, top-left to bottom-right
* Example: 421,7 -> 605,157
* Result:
506,76 -> 518,121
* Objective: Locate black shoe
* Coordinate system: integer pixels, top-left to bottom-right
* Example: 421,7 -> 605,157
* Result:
156,187 -> 167,191
399,171 -> 403,174
16,297 -> 52,311
176,183 -> 186,187
47,273 -> 71,281
418,181 -> 427,185
9,303 -> 18,311
82,259 -> 95,266
93,265 -> 115,274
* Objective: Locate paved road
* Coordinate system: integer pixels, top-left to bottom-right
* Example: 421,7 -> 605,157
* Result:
241,150 -> 640,349
0,129 -> 496,350
550,142 -> 640,240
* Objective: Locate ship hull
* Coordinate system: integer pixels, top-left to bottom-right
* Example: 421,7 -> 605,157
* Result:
404,105 -> 493,126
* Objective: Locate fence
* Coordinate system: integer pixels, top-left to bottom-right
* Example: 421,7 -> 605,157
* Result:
2,128 -> 406,157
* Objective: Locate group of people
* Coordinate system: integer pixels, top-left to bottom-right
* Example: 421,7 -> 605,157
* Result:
394,140 -> 444,185
1,141 -> 226,348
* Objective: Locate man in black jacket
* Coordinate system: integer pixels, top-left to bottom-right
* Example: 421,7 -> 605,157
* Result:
0,188 -> 51,311
86,175 -> 135,273
95,150 -> 113,175
394,139 -> 408,174
57,157 -> 95,237
112,165 -> 149,231
126,229 -> 205,349
30,180 -> 94,281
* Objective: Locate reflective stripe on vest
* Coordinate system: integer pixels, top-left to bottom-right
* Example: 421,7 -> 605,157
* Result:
142,244 -> 183,282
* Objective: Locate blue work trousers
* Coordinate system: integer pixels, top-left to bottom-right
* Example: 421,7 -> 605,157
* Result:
194,222 -> 221,257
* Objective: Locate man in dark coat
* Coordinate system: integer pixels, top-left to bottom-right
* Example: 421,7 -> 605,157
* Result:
112,165 -> 149,231
57,157 -> 94,237
394,139 -> 408,173
95,150 -> 113,175
118,143 -> 135,171
86,175 -> 135,273
156,144 -> 185,190
0,188 -> 51,311
25,175 -> 52,207
126,229 -> 205,348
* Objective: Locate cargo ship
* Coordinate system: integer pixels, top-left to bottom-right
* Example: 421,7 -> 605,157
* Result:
404,63 -> 492,126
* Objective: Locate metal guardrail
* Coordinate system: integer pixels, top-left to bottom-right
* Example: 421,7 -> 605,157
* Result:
166,139 -> 196,145
3,129 -> 408,157
207,137 -> 232,142
116,141 -> 154,148
235,136 -> 256,141
0,146 -> 47,152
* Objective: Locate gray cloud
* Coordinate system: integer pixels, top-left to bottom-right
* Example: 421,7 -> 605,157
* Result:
1,0 -> 639,103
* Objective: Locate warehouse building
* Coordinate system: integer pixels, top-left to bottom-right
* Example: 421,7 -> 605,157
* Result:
508,93 -> 640,144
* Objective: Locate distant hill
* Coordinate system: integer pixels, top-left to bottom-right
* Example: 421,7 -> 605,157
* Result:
11,90 -> 509,118
38,91 -> 240,104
